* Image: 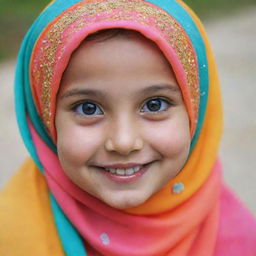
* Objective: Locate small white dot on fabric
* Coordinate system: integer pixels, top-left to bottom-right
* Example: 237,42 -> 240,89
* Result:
200,91 -> 206,96
100,233 -> 110,245
202,64 -> 206,68
172,183 -> 185,194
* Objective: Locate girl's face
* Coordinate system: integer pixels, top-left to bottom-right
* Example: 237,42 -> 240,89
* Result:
55,32 -> 191,209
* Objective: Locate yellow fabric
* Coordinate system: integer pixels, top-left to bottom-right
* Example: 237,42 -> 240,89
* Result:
0,158 -> 64,256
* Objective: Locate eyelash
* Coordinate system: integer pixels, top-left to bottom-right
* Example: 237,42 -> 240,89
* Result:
141,97 -> 172,113
72,97 -> 173,117
73,101 -> 103,116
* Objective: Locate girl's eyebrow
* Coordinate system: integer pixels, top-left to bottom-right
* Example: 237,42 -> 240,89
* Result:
60,84 -> 179,99
60,88 -> 107,99
140,84 -> 180,94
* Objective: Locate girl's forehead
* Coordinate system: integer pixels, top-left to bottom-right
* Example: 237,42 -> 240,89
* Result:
64,30 -> 174,76
59,32 -> 180,95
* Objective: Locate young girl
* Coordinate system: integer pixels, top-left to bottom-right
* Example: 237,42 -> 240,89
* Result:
1,0 -> 256,255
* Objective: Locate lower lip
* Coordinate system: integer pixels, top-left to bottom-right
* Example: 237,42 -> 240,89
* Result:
100,164 -> 150,184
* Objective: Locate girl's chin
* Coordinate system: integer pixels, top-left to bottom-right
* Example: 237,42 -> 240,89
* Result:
98,191 -> 151,210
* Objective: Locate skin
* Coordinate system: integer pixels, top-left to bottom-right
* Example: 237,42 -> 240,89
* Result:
55,32 -> 191,209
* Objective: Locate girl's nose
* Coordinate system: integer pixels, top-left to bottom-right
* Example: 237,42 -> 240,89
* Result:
104,117 -> 144,155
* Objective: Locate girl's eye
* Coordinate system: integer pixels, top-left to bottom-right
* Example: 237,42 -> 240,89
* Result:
141,98 -> 170,113
74,102 -> 103,116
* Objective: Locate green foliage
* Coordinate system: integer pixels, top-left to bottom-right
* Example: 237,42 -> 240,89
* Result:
0,0 -> 255,61
184,0 -> 256,19
0,0 -> 49,60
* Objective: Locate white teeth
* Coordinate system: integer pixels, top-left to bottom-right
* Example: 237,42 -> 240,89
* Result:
116,169 -> 125,175
109,169 -> 116,174
133,166 -> 140,172
126,168 -> 135,175
105,165 -> 143,176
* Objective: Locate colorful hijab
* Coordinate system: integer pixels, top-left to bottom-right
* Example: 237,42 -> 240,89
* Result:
14,0 -> 255,255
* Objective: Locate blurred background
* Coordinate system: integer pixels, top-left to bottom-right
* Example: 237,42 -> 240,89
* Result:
0,0 -> 256,214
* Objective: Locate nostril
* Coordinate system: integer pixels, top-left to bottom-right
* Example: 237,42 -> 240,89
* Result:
104,136 -> 144,155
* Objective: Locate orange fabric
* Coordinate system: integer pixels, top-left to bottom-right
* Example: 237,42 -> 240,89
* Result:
0,158 -> 64,256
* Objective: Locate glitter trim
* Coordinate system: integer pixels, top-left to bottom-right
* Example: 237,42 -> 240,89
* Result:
31,0 -> 199,136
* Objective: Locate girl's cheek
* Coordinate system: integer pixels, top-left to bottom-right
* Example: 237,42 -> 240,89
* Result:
144,116 -> 190,156
56,124 -> 105,166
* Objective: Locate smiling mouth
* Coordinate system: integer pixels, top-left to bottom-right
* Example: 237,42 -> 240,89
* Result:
95,162 -> 152,177
103,165 -> 143,176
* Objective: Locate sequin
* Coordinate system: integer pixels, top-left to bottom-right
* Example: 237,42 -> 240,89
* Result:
31,0 -> 199,132
100,233 -> 110,245
172,183 -> 185,194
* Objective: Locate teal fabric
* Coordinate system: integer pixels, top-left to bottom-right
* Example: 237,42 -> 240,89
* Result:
15,1 -> 87,254
15,0 -> 209,255
50,194 -> 87,256
15,24 -> 56,157
15,29 -> 46,169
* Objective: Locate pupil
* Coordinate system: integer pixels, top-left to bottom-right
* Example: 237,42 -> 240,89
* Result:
82,103 -> 96,115
147,99 -> 161,111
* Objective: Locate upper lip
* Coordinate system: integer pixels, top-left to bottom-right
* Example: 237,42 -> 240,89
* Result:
97,162 -> 151,169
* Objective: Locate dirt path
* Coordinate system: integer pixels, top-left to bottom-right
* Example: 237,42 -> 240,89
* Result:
205,7 -> 256,214
1,7 -> 256,214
